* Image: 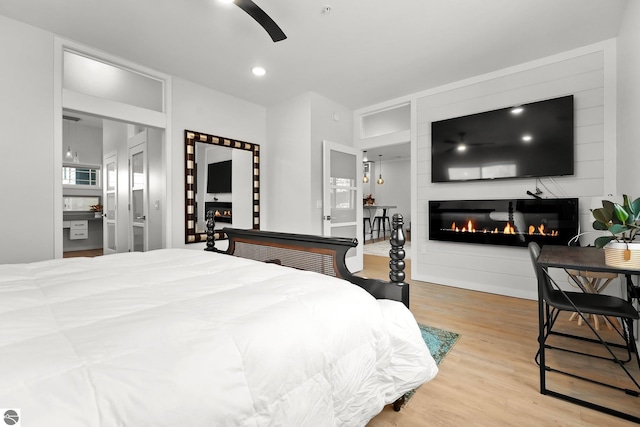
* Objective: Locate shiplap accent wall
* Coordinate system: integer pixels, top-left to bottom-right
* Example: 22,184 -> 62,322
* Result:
414,47 -> 614,300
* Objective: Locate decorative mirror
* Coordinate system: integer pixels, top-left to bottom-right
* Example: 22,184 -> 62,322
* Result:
184,130 -> 260,243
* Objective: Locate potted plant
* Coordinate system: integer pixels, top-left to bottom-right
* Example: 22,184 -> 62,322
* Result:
591,195 -> 640,268
90,204 -> 103,218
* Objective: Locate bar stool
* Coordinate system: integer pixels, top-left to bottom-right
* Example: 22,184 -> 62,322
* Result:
374,209 -> 392,240
363,216 -> 373,242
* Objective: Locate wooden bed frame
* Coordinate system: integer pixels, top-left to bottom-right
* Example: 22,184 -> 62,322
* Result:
205,211 -> 410,308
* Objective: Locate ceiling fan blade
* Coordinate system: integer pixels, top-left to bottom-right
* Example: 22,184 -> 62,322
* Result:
235,0 -> 287,42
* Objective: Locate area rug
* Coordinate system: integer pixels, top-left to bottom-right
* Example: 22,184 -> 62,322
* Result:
401,324 -> 460,407
363,240 -> 411,259
418,323 -> 459,365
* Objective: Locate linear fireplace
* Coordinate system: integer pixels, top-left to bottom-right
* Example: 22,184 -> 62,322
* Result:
205,201 -> 232,224
429,198 -> 579,247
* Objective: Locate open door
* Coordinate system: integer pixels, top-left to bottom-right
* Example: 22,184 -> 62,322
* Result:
322,140 -> 363,272
129,130 -> 148,252
102,152 -> 117,255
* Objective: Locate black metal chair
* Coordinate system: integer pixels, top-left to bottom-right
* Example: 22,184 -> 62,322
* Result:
363,215 -> 373,243
529,242 -> 640,412
374,210 -> 392,240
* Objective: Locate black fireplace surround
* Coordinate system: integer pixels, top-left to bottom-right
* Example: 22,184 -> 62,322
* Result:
205,201 -> 232,224
429,198 -> 579,247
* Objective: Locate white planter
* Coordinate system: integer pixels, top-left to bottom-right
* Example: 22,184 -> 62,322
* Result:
603,241 -> 640,270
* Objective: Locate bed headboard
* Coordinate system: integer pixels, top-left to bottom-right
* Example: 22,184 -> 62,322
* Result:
205,212 -> 410,308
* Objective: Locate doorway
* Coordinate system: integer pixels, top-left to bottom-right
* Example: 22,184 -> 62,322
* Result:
54,40 -> 170,258
361,142 -> 411,268
61,113 -> 164,257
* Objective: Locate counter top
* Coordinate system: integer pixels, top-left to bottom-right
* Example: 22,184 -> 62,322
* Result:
63,212 -> 103,221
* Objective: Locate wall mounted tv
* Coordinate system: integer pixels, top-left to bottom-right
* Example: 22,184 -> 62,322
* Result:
206,160 -> 232,193
431,95 -> 574,183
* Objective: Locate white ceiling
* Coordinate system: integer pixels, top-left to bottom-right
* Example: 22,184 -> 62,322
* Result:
0,0 -> 628,111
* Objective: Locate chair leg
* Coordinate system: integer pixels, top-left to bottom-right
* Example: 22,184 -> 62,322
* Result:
624,317 -> 640,370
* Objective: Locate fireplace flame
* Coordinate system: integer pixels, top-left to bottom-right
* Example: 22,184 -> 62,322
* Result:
452,221 -> 477,233
449,219 -> 559,237
504,222 -> 515,234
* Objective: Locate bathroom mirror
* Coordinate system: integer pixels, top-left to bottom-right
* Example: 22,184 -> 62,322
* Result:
185,130 -> 260,243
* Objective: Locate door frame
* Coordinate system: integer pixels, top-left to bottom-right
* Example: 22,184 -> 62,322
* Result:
53,37 -> 172,258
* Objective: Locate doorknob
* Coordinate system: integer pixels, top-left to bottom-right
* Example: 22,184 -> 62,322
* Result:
136,215 -> 146,220
323,215 -> 331,220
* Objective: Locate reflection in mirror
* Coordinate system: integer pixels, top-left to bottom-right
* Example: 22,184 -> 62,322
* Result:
185,130 -> 260,243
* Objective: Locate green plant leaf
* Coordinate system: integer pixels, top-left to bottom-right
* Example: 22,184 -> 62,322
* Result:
595,235 -> 615,249
592,208 -> 611,223
632,198 -> 640,217
613,204 -> 630,223
592,220 -> 609,231
608,223 -> 629,235
602,200 -> 616,214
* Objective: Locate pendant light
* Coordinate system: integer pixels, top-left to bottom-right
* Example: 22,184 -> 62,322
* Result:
376,154 -> 384,185
64,118 -> 73,160
362,151 -> 369,183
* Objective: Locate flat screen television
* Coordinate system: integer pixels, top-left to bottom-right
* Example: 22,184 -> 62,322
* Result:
206,160 -> 232,193
431,95 -> 574,183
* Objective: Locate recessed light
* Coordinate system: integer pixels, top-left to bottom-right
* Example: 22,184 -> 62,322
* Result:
522,134 -> 533,142
511,107 -> 524,115
252,66 -> 266,77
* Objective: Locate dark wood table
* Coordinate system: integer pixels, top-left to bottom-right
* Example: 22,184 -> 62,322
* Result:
538,245 -> 640,276
538,245 -> 640,297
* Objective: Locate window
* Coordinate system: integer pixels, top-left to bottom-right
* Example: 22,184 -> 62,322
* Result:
62,165 -> 101,187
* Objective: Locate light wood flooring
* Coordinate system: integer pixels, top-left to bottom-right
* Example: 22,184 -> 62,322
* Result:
361,254 -> 639,427
63,248 -> 103,258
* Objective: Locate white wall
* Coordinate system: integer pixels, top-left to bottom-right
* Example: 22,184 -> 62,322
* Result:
61,121 -> 103,198
617,0 -> 640,198
266,93 -> 312,234
413,44 -> 615,300
62,121 -> 102,166
265,92 -> 354,236
0,16 -> 54,263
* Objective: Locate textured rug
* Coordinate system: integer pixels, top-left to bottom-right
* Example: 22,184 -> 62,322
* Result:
418,323 -> 459,365
402,324 -> 460,407
363,240 -> 411,259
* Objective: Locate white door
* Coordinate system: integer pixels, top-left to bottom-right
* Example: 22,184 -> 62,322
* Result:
103,152 -> 117,255
129,130 -> 148,252
322,140 -> 363,272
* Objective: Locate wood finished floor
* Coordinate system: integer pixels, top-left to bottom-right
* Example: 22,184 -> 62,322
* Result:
63,249 -> 103,258
361,254 -> 639,427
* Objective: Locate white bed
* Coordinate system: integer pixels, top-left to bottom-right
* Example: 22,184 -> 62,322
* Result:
0,248 -> 437,426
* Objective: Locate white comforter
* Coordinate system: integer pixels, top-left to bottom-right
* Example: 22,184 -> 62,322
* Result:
0,249 -> 437,426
